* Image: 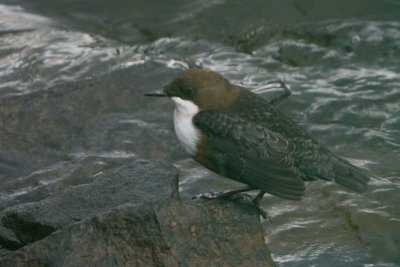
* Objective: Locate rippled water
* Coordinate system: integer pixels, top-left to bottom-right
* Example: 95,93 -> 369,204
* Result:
1,0 -> 400,266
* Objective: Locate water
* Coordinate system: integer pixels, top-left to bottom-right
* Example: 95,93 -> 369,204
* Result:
1,0 -> 400,265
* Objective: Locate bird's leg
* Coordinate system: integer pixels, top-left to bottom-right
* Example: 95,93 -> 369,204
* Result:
270,80 -> 291,107
192,186 -> 253,200
252,190 -> 265,205
251,191 -> 270,220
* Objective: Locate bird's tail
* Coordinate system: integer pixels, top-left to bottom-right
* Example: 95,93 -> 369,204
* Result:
330,156 -> 370,193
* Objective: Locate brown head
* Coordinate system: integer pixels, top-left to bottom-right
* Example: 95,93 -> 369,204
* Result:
149,69 -> 239,111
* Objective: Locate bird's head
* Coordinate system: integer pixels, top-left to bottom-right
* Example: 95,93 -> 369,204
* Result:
145,69 -> 238,112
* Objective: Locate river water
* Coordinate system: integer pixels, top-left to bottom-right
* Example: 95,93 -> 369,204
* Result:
0,0 -> 400,266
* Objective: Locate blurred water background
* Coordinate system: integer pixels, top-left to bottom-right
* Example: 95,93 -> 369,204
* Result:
0,0 -> 400,266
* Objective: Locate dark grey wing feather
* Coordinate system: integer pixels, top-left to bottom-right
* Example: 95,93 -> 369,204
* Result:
194,110 -> 305,200
224,89 -> 369,193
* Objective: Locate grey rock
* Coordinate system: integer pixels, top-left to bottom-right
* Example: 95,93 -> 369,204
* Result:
0,200 -> 274,267
0,247 -> 11,258
0,226 -> 22,250
0,62 -> 179,189
0,183 -> 59,212
0,159 -> 178,249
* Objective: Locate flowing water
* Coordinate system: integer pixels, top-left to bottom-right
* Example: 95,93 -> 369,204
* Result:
0,0 -> 400,266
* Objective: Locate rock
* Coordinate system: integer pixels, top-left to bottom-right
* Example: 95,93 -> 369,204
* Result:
0,226 -> 22,250
0,183 -> 59,212
0,247 -> 11,258
0,200 -> 274,267
0,62 -> 179,187
0,159 -> 178,249
0,158 -> 275,266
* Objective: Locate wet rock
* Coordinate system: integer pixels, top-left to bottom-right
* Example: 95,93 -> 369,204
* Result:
0,247 -> 11,258
0,226 -> 22,250
0,159 -> 178,249
0,183 -> 59,212
0,62 -> 180,198
0,158 -> 275,266
0,200 -> 273,267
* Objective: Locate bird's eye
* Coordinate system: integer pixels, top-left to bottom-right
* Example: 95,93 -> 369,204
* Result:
182,87 -> 194,96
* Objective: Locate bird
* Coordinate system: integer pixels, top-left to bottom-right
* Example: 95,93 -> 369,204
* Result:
145,69 -> 369,216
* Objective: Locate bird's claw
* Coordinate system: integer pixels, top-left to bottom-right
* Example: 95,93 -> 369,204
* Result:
192,191 -> 219,200
193,191 -> 272,221
255,206 -> 271,221
192,191 -> 252,200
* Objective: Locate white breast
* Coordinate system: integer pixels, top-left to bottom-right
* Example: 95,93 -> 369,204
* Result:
171,97 -> 200,155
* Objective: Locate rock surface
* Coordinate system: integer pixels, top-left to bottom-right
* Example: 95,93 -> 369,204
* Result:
0,159 -> 178,249
0,159 -> 274,266
0,63 -> 179,190
0,201 -> 273,267
0,226 -> 22,250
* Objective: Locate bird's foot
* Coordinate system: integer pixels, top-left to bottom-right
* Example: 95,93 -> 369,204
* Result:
192,190 -> 252,200
251,202 -> 270,221
192,188 -> 271,221
192,191 -> 219,200
192,186 -> 254,200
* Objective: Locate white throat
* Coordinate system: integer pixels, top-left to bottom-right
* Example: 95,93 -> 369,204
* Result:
171,97 -> 200,155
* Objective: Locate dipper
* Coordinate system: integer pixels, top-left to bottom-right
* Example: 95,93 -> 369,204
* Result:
145,69 -> 369,213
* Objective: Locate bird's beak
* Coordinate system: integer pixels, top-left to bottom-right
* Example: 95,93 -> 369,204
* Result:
143,90 -> 167,97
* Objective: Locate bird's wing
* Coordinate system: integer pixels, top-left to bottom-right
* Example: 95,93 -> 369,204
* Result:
193,110 -> 305,200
